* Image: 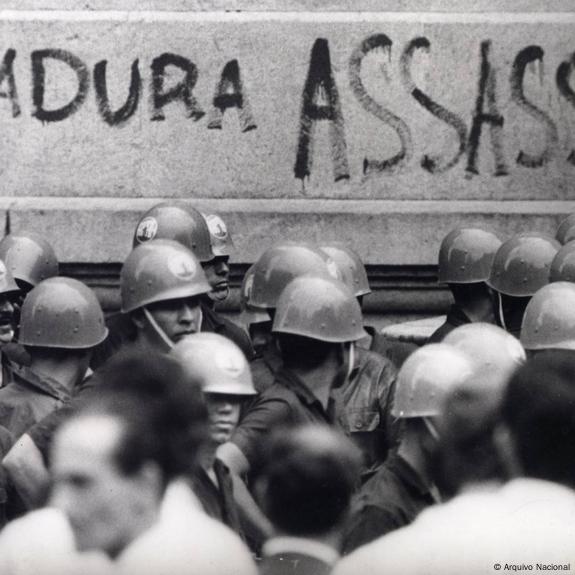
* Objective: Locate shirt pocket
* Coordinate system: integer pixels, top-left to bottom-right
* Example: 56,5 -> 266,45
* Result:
345,408 -> 380,433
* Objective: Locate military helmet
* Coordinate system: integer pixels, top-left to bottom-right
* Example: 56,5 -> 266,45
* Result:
0,232 -> 59,288
0,259 -> 19,297
249,243 -> 340,310
171,333 -> 256,396
392,344 -> 475,418
555,214 -> 575,244
132,202 -> 214,262
438,227 -> 502,284
486,233 -> 559,297
239,264 -> 271,326
272,275 -> 366,343
19,277 -> 107,349
443,323 -> 525,394
320,244 -> 371,297
521,282 -> 575,351
203,213 -> 234,258
121,239 -> 211,313
549,241 -> 575,283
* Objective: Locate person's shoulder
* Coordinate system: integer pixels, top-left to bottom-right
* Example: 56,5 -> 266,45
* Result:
118,508 -> 257,575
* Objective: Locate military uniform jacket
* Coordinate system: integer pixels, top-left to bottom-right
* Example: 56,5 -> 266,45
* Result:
0,363 -> 71,440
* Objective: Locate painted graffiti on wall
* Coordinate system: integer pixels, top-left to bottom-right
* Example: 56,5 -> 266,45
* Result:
0,36 -> 573,182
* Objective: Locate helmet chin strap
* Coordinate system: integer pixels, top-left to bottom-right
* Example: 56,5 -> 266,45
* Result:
346,342 -> 355,380
423,417 -> 440,442
497,291 -> 508,331
143,307 -> 175,351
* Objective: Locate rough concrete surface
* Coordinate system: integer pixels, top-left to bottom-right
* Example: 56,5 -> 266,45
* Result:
0,8 -> 572,276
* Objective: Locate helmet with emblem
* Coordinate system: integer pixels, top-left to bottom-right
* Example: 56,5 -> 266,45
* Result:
19,277 -> 108,349
0,259 -> 19,297
132,202 -> 214,263
549,241 -> 575,283
392,344 -> 475,418
486,233 -> 560,297
520,282 -> 575,352
272,275 -> 366,343
171,332 -> 256,396
0,231 -> 59,289
121,239 -> 211,313
202,213 -> 235,258
320,244 -> 370,297
438,227 -> 502,284
249,242 -> 341,310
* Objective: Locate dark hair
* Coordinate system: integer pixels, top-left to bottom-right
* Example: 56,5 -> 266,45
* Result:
257,425 -> 361,536
433,384 -> 506,497
75,350 -> 208,485
503,350 -> 575,488
276,334 -> 339,370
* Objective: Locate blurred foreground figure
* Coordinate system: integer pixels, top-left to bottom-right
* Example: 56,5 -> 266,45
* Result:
429,228 -> 501,343
342,344 -> 475,553
334,352 -> 575,575
0,351 -> 257,575
256,426 -> 361,575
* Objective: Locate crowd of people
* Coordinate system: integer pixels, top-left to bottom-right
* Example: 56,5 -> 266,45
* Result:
0,203 -> 572,574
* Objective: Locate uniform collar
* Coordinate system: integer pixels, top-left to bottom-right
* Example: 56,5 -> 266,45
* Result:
9,362 -> 72,402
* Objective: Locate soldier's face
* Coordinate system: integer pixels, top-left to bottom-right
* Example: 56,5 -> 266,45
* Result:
205,394 -> 242,445
202,257 -> 230,302
146,296 -> 203,343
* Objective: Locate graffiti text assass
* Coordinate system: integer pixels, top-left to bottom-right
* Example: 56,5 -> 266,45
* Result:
1,34 -> 575,181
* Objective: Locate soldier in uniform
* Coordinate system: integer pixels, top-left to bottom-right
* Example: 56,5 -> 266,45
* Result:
428,227 -> 501,343
342,344 -> 475,553
486,232 -> 559,338
219,275 -> 365,478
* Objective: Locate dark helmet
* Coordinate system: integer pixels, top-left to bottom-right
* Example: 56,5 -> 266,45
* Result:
132,202 -> 214,262
249,243 -> 340,310
320,244 -> 371,297
487,233 -> 560,297
0,232 -> 59,288
438,228 -> 502,284
272,276 -> 366,343
121,240 -> 211,314
549,241 -> 575,283
521,282 -> 575,352
19,277 -> 108,349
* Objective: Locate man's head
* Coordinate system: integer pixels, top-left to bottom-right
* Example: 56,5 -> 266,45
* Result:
201,214 -> 234,303
256,425 -> 361,538
393,344 -> 476,467
487,233 -> 559,336
18,277 -> 107,366
500,351 -> 575,488
49,351 -> 208,557
438,227 -> 502,323
272,275 -> 366,386
121,240 -> 212,351
171,333 -> 256,446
